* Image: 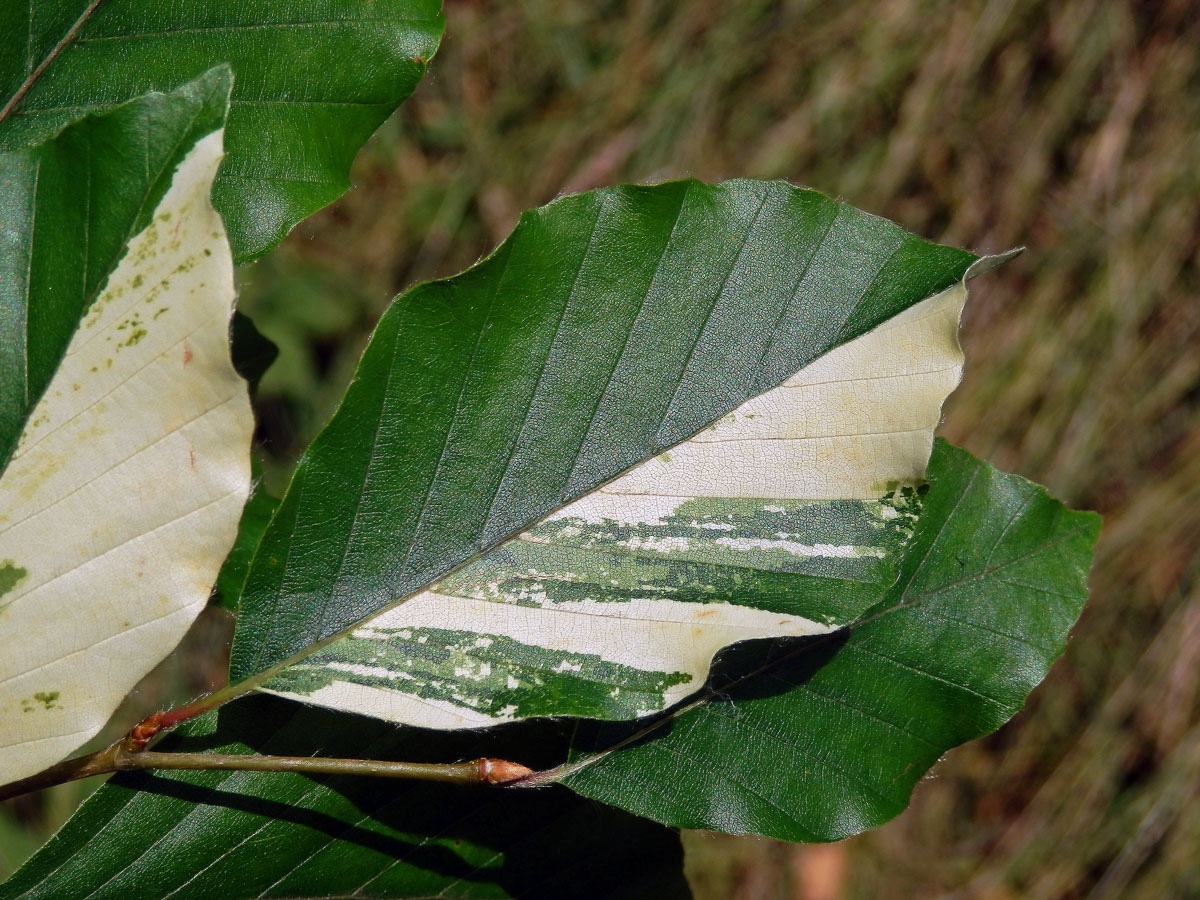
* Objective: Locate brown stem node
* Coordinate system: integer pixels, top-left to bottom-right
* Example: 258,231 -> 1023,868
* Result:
477,758 -> 535,785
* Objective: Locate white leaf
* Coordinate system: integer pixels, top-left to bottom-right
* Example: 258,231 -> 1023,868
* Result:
0,130 -> 252,783
263,259 -> 1006,728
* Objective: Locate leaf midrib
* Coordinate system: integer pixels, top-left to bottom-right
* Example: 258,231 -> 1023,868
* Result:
71,16 -> 440,43
0,0 -> 105,128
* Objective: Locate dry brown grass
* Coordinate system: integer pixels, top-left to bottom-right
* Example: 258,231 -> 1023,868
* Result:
4,1 -> 1196,895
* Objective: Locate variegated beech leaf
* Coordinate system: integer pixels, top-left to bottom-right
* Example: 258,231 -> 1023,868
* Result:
231,181 -> 982,692
0,101 -> 252,784
246,180 -> 1011,728
226,172 -> 1012,734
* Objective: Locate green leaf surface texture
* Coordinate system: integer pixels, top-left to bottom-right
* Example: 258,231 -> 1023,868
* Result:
554,440 -> 1100,842
228,178 -> 976,701
0,698 -> 692,900
0,0 -> 444,262
0,67 -> 231,471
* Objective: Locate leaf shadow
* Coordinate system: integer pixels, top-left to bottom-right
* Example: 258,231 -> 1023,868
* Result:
123,696 -> 689,899
118,633 -> 846,897
566,629 -> 851,758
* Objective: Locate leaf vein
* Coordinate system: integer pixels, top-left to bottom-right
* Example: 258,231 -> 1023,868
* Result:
477,195 -> 609,543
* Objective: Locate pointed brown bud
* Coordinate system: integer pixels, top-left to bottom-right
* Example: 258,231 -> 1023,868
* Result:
477,757 -> 534,784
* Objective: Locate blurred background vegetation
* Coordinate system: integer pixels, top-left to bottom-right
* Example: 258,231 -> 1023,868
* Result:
4,0 -> 1198,896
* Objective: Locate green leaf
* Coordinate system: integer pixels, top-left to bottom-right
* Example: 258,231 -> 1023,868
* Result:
0,75 -> 253,785
548,440 -> 1099,842
0,67 -> 231,471
227,178 -> 976,703
0,697 -> 692,900
0,1 -> 444,263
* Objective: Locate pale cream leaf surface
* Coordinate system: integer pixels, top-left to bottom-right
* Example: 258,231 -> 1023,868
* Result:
0,130 -> 252,784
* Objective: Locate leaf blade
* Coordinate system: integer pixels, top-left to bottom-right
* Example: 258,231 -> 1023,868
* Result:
0,67 -> 232,471
0,0 -> 444,263
259,276 -> 975,726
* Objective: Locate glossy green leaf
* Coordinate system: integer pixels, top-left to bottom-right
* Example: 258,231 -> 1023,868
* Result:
0,697 -> 691,900
227,178 -> 976,701
0,0 -> 444,263
548,440 -> 1099,842
0,67 -> 231,471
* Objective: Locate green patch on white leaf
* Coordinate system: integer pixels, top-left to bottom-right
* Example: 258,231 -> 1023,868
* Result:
267,627 -> 693,727
0,129 -> 252,784
0,561 -> 26,599
264,264 -> 988,727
